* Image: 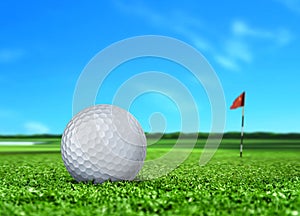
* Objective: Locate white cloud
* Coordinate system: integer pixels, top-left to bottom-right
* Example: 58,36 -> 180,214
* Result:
113,1 -> 293,72
215,20 -> 292,71
277,0 -> 300,13
175,27 -> 214,52
215,56 -> 239,71
113,0 -> 213,53
24,122 -> 50,134
232,20 -> 272,38
232,20 -> 293,46
215,37 -> 253,71
225,40 -> 253,63
276,29 -> 293,45
0,49 -> 24,63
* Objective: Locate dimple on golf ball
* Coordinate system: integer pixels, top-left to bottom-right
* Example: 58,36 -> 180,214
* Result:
61,104 -> 147,183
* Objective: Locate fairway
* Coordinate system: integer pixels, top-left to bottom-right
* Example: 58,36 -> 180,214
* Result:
0,139 -> 300,215
1,138 -> 300,153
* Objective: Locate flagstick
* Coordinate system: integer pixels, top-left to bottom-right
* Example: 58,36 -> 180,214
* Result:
240,106 -> 245,157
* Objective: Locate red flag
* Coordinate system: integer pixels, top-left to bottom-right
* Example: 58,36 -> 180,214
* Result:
230,92 -> 245,109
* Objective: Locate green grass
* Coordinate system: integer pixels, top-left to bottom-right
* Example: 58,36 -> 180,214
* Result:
148,138 -> 300,149
0,138 -> 299,153
0,139 -> 300,215
0,138 -> 60,153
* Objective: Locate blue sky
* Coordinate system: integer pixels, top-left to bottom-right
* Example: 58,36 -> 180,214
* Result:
0,0 -> 299,134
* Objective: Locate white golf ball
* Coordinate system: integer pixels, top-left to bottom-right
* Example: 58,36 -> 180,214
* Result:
61,104 -> 147,183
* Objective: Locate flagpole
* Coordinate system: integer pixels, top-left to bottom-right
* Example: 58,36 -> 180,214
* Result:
240,106 -> 245,158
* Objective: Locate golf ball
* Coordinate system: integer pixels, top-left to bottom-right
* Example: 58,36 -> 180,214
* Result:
61,104 -> 147,183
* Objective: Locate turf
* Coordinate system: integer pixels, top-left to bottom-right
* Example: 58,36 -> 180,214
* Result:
0,141 -> 300,215
0,138 -> 60,153
1,138 -> 299,153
